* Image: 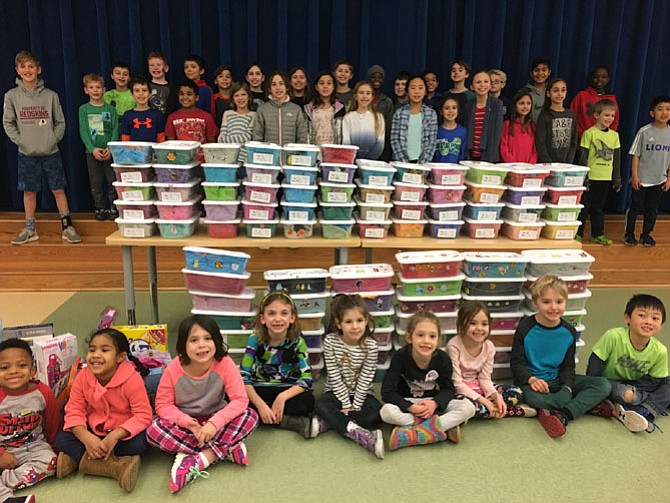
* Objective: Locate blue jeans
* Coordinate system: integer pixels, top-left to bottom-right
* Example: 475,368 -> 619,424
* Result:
610,376 -> 670,416
55,429 -> 149,462
314,392 -> 382,435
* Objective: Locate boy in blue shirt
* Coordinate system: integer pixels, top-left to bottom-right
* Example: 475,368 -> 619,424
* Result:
624,95 -> 670,247
587,294 -> 670,433
183,54 -> 214,114
121,77 -> 165,143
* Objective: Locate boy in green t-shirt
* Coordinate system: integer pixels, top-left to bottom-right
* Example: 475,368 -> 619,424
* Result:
78,73 -> 119,220
576,98 -> 621,245
587,294 -> 670,433
103,61 -> 135,117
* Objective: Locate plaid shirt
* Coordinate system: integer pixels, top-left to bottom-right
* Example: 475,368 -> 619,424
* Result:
390,104 -> 438,163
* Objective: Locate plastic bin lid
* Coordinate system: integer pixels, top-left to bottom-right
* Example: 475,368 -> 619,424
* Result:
245,164 -> 282,171
502,219 -> 545,227
283,165 -> 319,172
112,180 -> 155,187
355,159 -> 393,169
354,214 -> 392,225
329,263 -> 394,279
156,215 -> 199,224
397,272 -> 465,284
428,201 -> 466,208
289,290 -> 331,300
319,181 -> 356,189
181,267 -> 251,280
370,308 -> 394,317
504,185 -> 547,192
521,248 -> 595,264
302,325 -> 326,336
112,163 -> 152,168
242,180 -> 280,188
543,202 -> 584,209
463,274 -> 526,283
243,218 -> 278,225
319,198 -> 356,207
461,251 -> 527,263
526,272 -> 593,282
395,250 -> 464,265
539,219 -> 582,226
321,162 -> 357,169
353,196 -> 393,208
351,288 -> 395,297
462,217 -> 504,225
191,307 -> 258,317
220,329 -> 254,336
390,161 -> 431,172
390,217 -> 428,224
201,162 -> 240,168
427,218 -> 464,225
462,292 -> 524,302
283,143 -> 321,152
297,311 -> 326,319
202,181 -> 241,187
464,164 -> 509,173
113,199 -> 156,206
155,196 -> 202,206
201,142 -> 241,149
280,217 -> 316,226
545,185 -> 586,192
320,143 -> 358,150
464,181 -> 507,189
490,311 -> 524,319
395,288 -> 461,302
424,162 -> 468,170
280,198 -> 317,208
203,218 -> 241,225
264,268 -> 330,281
202,199 -> 240,206
115,217 -> 156,224
153,161 -> 200,169
153,140 -> 200,150
372,323 -> 395,334
537,163 -> 589,173
504,202 -> 546,210
244,141 -> 282,150
108,140 -> 156,147
183,246 -> 250,259
189,287 -> 255,299
393,180 -> 428,189
427,183 -> 467,191
240,199 -> 278,208
357,164 -> 396,173
154,177 -> 201,188
354,179 -> 395,190
320,218 -> 355,225
395,326 -> 457,337
281,182 -> 318,190
392,200 -> 429,207
505,165 -> 550,174
464,200 -> 505,208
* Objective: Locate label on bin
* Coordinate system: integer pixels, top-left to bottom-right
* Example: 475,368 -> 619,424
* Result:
521,196 -> 541,205
478,211 -> 497,220
441,174 -> 460,185
122,209 -> 144,220
400,191 -> 420,202
369,175 -> 388,185
521,178 -> 542,188
518,212 -> 538,223
251,227 -> 272,238
250,190 -> 271,204
327,192 -> 348,203
557,195 -> 577,205
161,192 -> 183,202
252,153 -> 274,165
519,229 -> 538,239
328,171 -> 349,183
288,210 -> 308,220
121,172 -> 143,183
122,190 -> 144,201
475,228 -> 495,238
365,228 -> 385,238
437,228 -> 456,238
438,210 -> 458,221
290,155 -> 312,167
402,173 -> 422,184
365,193 -> 386,204
249,209 -> 270,219
481,174 -> 502,185
290,174 -> 311,185
557,212 -> 573,222
480,193 -> 500,203
122,227 -> 146,238
251,173 -> 272,184
401,209 -> 421,220
367,210 -> 386,220
555,229 -> 575,239
564,176 -> 582,186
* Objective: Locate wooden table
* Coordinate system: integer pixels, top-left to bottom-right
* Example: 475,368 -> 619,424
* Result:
105,228 -> 360,324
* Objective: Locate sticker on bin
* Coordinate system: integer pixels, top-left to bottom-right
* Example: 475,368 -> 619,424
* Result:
395,250 -> 464,279
329,263 -> 394,293
541,163 -> 590,187
397,273 -> 466,297
461,252 -> 528,278
526,273 -> 593,295
462,275 -> 526,297
282,143 -> 320,167
355,289 -> 395,312
395,290 -> 461,313
245,141 -> 282,165
290,291 -> 330,315
461,293 -> 524,313
201,143 -> 241,164
520,249 -> 595,277
264,268 -> 329,294
113,181 -> 155,201
424,163 -> 469,186
390,162 -> 431,185
108,141 -> 155,165
115,217 -> 156,238
183,246 -> 250,274
113,199 -> 157,220
112,163 -> 154,183
245,164 -> 282,185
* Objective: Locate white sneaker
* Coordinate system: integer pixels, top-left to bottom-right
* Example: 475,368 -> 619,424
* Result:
615,403 -> 648,432
11,228 -> 38,245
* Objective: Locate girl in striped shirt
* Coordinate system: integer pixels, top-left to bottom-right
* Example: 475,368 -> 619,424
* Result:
313,294 -> 384,459
218,82 -> 256,163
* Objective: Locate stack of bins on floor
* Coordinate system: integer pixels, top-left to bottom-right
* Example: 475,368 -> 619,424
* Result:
329,263 -> 395,380
461,252 -> 529,378
241,141 -> 283,238
263,268 -> 331,378
354,160 -> 396,239
394,251 -> 465,356
539,163 -> 590,240
108,141 -> 158,238
319,144 -> 359,239
389,162 -> 431,238
461,161 -> 509,239
200,143 -> 242,238
520,249 -> 595,363
500,163 -> 550,241
423,163 -> 468,239
280,144 -> 321,239
151,140 -> 203,238
181,246 -> 255,363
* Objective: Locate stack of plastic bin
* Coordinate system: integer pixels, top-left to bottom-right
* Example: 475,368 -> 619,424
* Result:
539,163 -> 589,240
318,144 -> 359,239
521,248 -> 595,365
241,142 -> 282,238
353,159 -> 396,239
200,143 -> 242,238
264,268 -> 331,378
181,246 -> 254,363
329,263 -> 395,380
461,161 -> 508,239
423,162 -> 467,239
388,162 -> 430,238
280,144 -> 320,239
109,141 -> 158,238
151,140 -> 203,238
499,163 -> 550,241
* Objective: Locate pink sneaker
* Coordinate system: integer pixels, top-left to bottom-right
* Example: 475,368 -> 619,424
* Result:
169,453 -> 209,493
226,442 -> 248,466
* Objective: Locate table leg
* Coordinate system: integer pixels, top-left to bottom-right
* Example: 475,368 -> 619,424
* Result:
335,247 -> 349,265
148,246 -> 158,323
365,249 -> 373,264
121,245 -> 136,325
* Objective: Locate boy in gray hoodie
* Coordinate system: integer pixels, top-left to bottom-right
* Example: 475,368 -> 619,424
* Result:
3,50 -> 80,245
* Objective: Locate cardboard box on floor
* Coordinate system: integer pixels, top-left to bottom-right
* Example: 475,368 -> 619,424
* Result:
32,333 -> 81,411
112,324 -> 168,356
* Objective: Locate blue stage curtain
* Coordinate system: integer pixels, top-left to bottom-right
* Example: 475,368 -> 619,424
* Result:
1,0 -> 669,212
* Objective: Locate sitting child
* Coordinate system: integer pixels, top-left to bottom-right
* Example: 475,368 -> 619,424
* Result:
587,294 -> 670,433
381,310 -> 475,450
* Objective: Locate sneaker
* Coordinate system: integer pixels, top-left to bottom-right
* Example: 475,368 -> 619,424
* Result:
641,235 -> 656,247
5,495 -> 36,503
590,234 -> 613,245
11,228 -> 39,245
169,453 -> 209,493
225,442 -> 248,466
623,234 -> 637,246
538,409 -> 567,438
62,226 -> 82,244
310,416 -> 330,438
588,399 -> 617,418
574,234 -> 583,243
345,423 -> 384,459
446,424 -> 461,443
279,415 -> 312,439
507,404 -> 537,418
95,208 -> 107,221
615,403 -> 649,433
108,208 -> 119,220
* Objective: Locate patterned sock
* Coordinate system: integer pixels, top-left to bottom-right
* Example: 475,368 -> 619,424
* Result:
26,217 -> 36,232
197,452 -> 210,469
60,212 -> 72,230
415,416 -> 447,445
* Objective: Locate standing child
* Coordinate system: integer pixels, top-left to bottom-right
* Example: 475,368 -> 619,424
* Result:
510,276 -> 613,438
147,51 -> 176,116
464,70 -> 504,162
499,89 -> 538,163
393,71 -> 410,110
381,310 -> 476,450
165,80 -> 219,144
146,315 -> 259,494
288,67 -> 310,107
213,66 -> 233,128
367,65 -> 394,161
390,75 -> 438,164
524,57 -> 551,122
252,72 -> 308,145
313,295 -> 384,459
103,61 -> 135,117
240,292 -> 315,438
432,95 -> 467,163
3,50 -> 81,245
489,68 -> 512,118
304,71 -> 345,146
576,99 -> 621,245
183,54 -> 214,114
218,83 -> 256,163
587,294 -> 670,433
535,78 -> 578,163
0,339 -> 59,503
121,77 -> 166,143
423,70 -> 441,108
333,60 -> 355,111
447,301 -> 534,419
624,95 -> 670,247
245,63 -> 266,109
570,66 -> 619,140
55,328 -> 152,492
78,73 -> 119,221
342,81 -> 385,160
448,60 -> 474,110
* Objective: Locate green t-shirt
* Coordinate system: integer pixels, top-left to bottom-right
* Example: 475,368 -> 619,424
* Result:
78,102 -> 118,152
407,112 -> 422,161
580,125 -> 620,181
592,326 -> 668,381
103,89 -> 136,117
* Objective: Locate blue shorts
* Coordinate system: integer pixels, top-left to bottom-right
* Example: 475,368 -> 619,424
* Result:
17,152 -> 67,192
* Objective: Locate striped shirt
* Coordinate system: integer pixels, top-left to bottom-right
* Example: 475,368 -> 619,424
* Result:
471,106 -> 485,158
323,333 -> 378,410
218,110 -> 256,163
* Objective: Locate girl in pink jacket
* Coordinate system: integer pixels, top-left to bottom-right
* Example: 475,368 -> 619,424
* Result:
56,328 -> 152,492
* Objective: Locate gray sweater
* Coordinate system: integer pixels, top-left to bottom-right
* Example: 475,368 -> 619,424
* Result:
252,97 -> 308,146
3,78 -> 65,156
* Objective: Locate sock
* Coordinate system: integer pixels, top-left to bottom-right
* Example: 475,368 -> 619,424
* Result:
25,217 -> 36,232
197,452 -> 211,470
60,212 -> 72,230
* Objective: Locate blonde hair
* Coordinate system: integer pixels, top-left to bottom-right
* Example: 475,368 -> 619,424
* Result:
255,291 -> 301,344
488,68 -> 507,83
15,50 -> 39,66
405,310 -> 441,347
530,275 -> 568,301
83,73 -> 104,86
350,81 -> 384,136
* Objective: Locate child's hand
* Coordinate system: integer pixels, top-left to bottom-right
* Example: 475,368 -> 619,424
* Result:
409,400 -> 437,419
664,179 -> 670,192
92,148 -> 106,161
101,148 -> 111,160
612,183 -> 622,193
493,393 -> 507,417
271,395 -> 287,423
195,422 -> 217,444
528,376 -> 549,393
0,451 -> 18,470
99,434 -> 120,460
82,433 -> 106,459
340,407 -> 351,415
185,419 -> 202,437
258,402 -> 278,424
631,175 -> 641,190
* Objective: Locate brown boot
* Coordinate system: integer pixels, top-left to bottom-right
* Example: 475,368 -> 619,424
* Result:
79,454 -> 140,492
56,452 -> 78,479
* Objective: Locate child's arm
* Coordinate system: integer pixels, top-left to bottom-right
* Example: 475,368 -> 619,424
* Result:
52,93 -> 66,143
206,358 -> 250,431
459,127 -> 468,161
630,154 -> 641,190
432,355 -> 456,410
586,352 -> 605,376
419,107 -> 438,164
390,109 -> 408,161
446,342 -> 485,401
510,318 -> 537,387
557,327 -> 577,389
567,112 -> 578,162
341,113 -> 352,145
534,114 -> 551,162
205,113 -> 219,143
115,372 -> 153,438
612,146 -> 621,191
110,107 -> 119,143
2,93 -> 20,145
368,113 -> 385,160
120,113 -> 131,141
323,335 -> 354,410
489,99 -> 504,162
78,105 -> 97,154
296,106 -> 309,144
251,107 -> 265,142
156,112 -> 166,143
165,113 -> 176,140
37,382 -> 62,450
351,341 -> 378,411
499,120 -> 511,162
380,351 -> 413,411
154,362 -> 197,427
240,336 -> 278,423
